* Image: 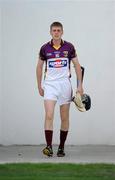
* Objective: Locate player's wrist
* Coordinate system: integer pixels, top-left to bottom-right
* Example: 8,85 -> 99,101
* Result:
77,80 -> 82,87
38,84 -> 42,89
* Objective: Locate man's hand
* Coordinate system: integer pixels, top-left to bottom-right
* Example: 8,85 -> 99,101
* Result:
77,85 -> 84,96
72,57 -> 84,96
38,86 -> 44,96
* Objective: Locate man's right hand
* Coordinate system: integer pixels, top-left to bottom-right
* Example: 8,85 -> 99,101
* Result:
38,87 -> 44,96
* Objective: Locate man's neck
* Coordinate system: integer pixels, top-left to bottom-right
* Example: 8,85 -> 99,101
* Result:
52,39 -> 61,46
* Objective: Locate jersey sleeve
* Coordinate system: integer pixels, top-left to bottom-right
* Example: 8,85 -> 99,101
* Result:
39,46 -> 46,61
69,44 -> 77,60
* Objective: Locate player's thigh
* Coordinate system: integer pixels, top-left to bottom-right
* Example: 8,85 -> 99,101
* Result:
58,79 -> 72,105
44,100 -> 56,119
60,103 -> 70,121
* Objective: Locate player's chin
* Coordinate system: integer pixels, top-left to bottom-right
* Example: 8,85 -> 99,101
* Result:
54,36 -> 60,40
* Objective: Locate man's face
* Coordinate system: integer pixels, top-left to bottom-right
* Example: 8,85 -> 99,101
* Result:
50,26 -> 63,40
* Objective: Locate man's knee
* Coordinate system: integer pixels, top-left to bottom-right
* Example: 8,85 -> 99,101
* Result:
45,112 -> 53,121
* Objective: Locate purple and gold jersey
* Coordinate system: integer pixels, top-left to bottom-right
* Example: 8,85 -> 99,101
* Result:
39,39 -> 77,81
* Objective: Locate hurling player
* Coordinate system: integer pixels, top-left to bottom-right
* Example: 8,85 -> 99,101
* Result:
36,22 -> 83,157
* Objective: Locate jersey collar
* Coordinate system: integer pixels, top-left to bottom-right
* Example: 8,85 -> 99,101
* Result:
49,39 -> 64,47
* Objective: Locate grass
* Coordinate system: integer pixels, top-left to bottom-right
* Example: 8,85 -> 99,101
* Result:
0,163 -> 115,180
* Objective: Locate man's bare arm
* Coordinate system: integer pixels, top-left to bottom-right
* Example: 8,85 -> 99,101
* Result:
36,58 -> 44,96
72,57 -> 84,95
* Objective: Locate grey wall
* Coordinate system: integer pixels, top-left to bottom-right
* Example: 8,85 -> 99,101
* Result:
0,5 -> 2,145
0,1 -> 115,145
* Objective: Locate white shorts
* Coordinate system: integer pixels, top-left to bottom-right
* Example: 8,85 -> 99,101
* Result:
43,78 -> 73,105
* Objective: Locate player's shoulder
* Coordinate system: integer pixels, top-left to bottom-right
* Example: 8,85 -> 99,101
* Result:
64,40 -> 75,48
40,41 -> 50,50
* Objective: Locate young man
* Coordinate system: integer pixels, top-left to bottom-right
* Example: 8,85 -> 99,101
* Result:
36,22 -> 83,157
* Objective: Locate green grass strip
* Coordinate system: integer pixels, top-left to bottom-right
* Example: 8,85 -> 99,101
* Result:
0,163 -> 115,180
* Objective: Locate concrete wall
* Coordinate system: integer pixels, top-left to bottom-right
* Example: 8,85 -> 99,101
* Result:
0,4 -> 2,145
0,1 -> 115,145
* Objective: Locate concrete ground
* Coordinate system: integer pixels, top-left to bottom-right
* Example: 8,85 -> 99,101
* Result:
0,145 -> 115,164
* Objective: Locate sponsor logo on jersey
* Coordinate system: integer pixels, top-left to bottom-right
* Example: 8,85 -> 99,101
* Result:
46,53 -> 52,56
49,59 -> 67,68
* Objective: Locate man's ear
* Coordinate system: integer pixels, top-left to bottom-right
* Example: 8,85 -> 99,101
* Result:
50,30 -> 52,36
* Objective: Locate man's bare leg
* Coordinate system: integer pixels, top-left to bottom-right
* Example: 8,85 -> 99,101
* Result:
43,100 -> 56,157
44,100 -> 56,130
57,103 -> 70,157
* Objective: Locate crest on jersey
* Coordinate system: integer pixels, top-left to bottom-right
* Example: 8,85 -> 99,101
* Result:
63,51 -> 68,57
